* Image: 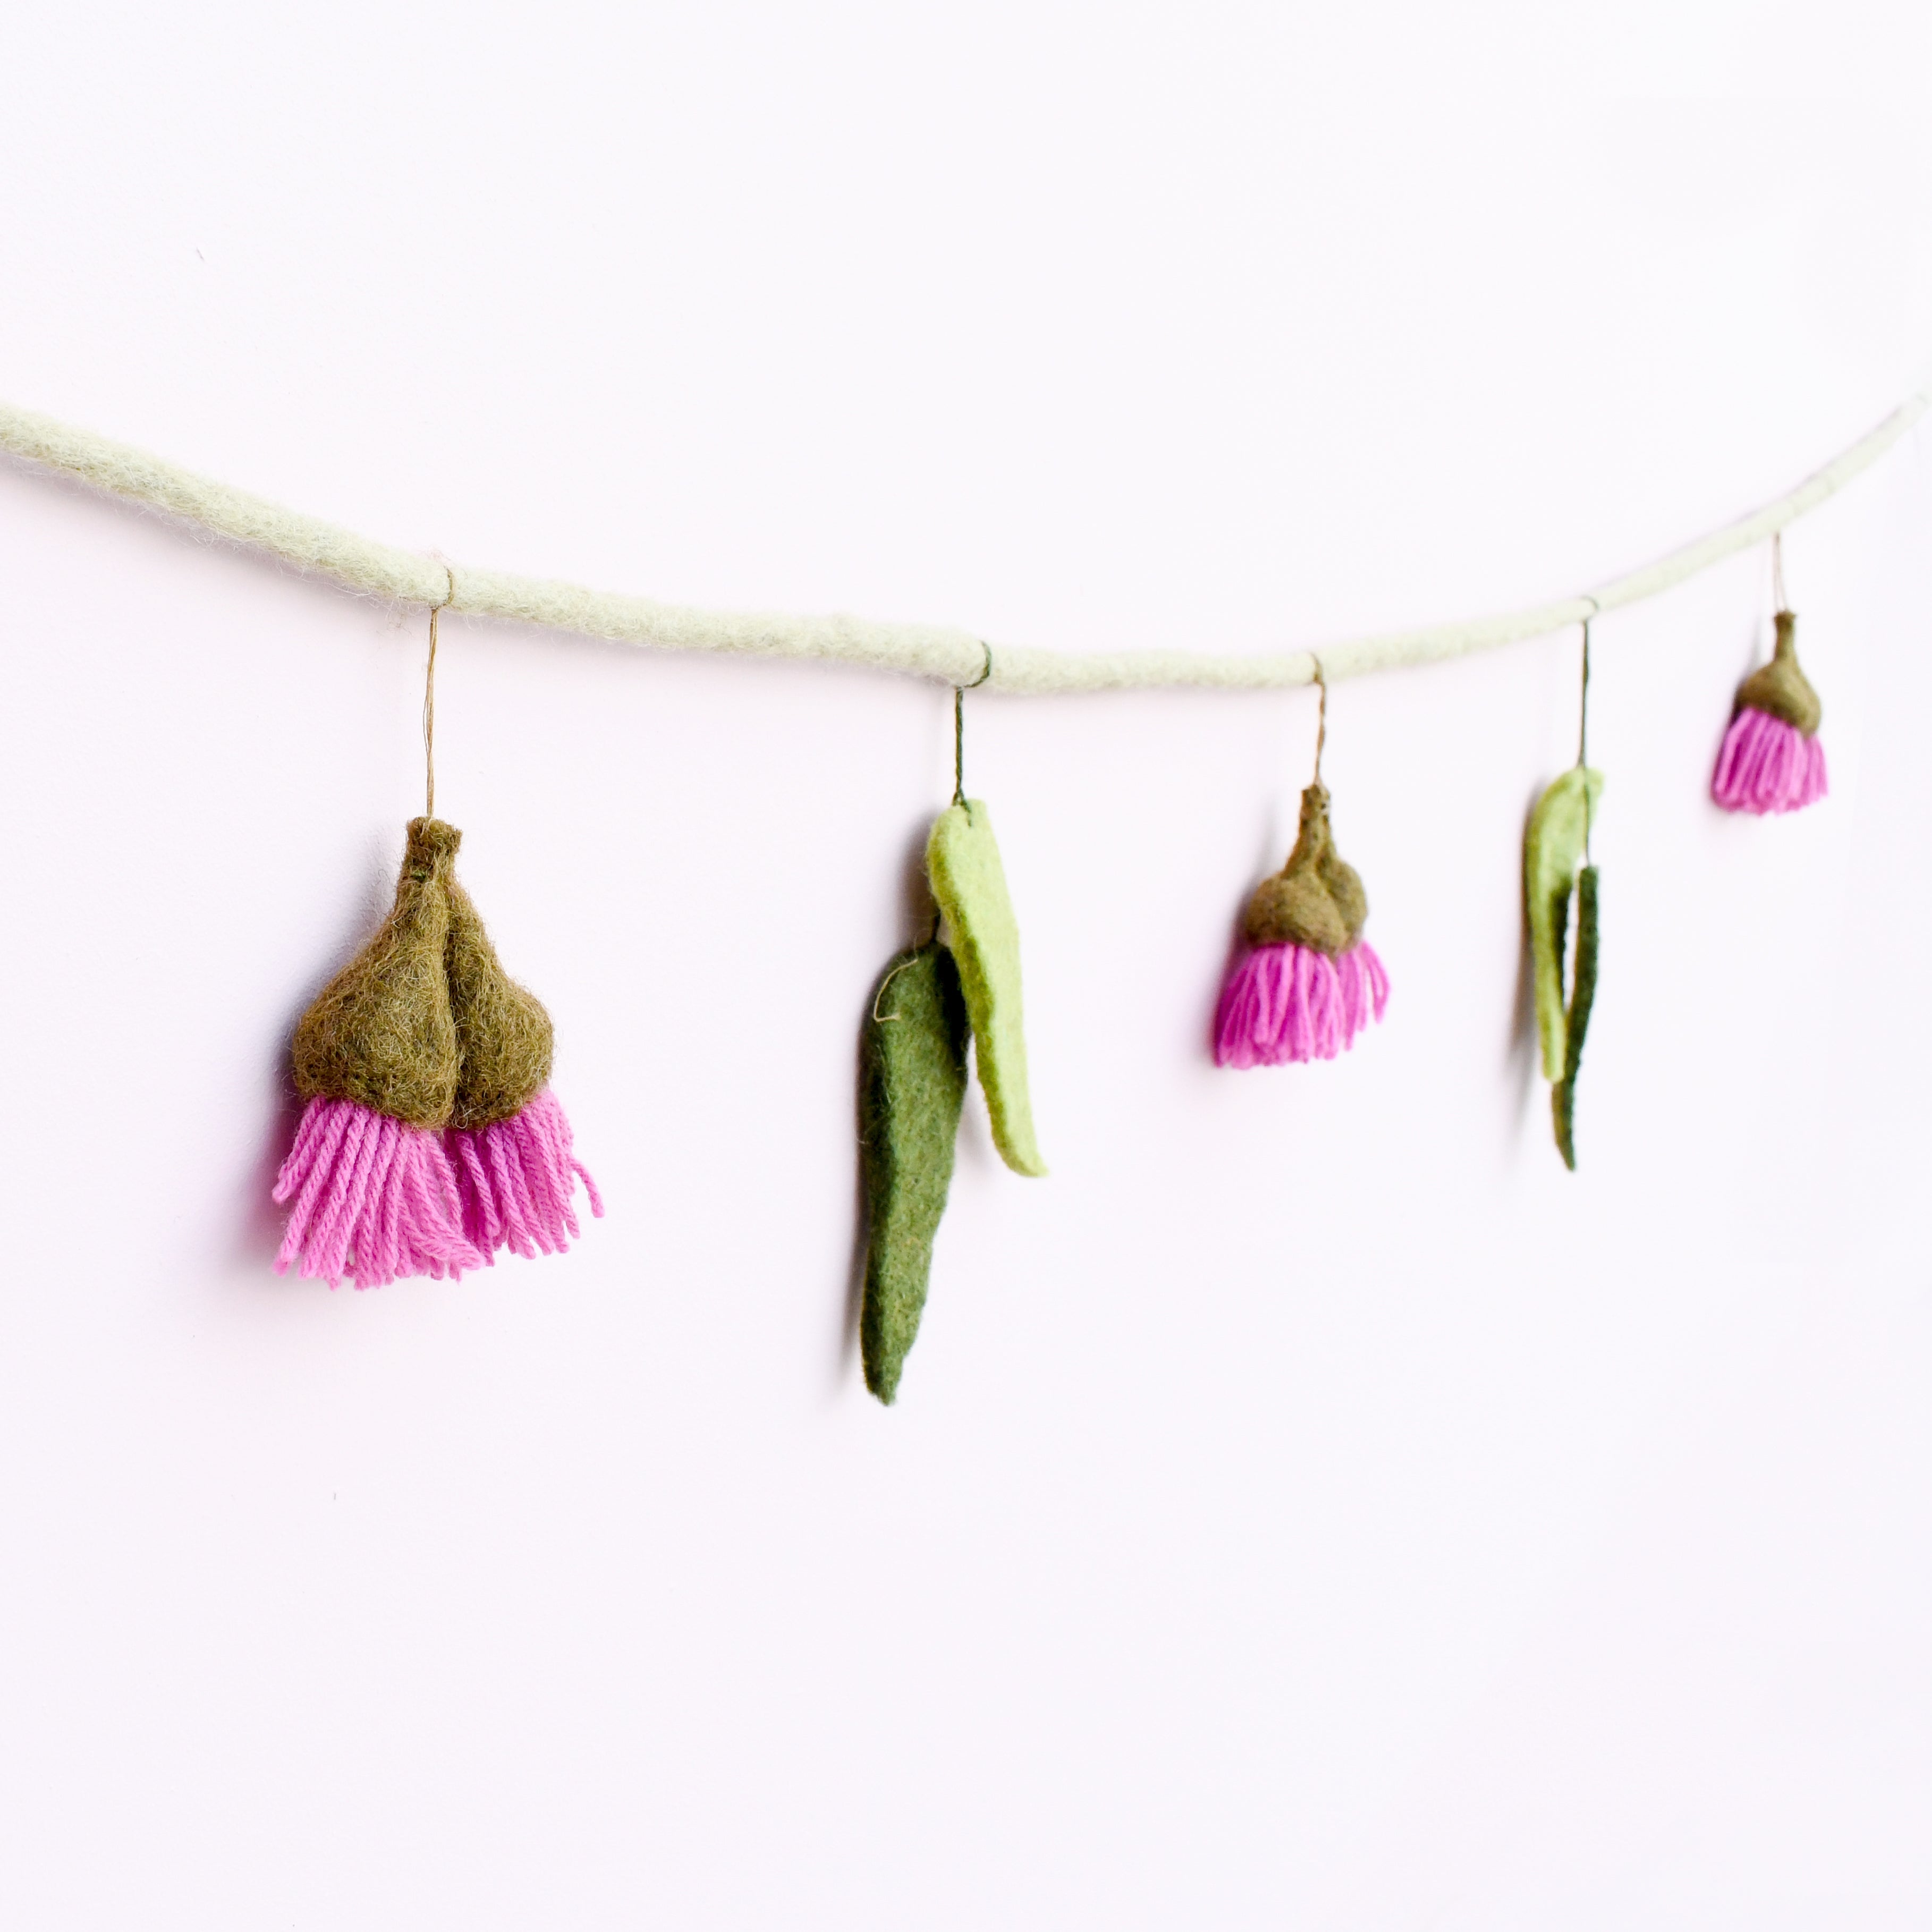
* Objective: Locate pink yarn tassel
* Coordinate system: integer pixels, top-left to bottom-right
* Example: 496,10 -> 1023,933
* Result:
272,1096 -> 485,1289
1711,706 -> 1828,815
1214,939 -> 1389,1068
446,1088 -> 604,1262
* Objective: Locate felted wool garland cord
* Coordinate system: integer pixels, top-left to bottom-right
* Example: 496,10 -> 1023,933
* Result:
2,382 -> 1919,1315
0,385 -> 1922,692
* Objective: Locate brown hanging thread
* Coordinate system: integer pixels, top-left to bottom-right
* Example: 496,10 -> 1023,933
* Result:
1310,655 -> 1328,783
1575,597 -> 1597,861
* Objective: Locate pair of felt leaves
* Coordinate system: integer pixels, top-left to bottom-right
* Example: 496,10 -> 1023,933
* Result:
859,801 -> 1046,1405
1525,768 -> 1603,1171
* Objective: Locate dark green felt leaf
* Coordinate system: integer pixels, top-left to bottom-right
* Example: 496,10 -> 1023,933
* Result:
1551,865 -> 1599,1172
860,943 -> 969,1405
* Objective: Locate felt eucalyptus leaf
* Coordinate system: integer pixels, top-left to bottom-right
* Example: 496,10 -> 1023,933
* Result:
859,943 -> 970,1404
1525,768 -> 1605,1083
1525,769 -> 1605,1170
1550,865 -> 1599,1172
926,800 -> 1048,1177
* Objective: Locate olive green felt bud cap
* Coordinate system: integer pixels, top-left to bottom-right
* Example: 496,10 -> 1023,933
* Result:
1243,784 -> 1369,956
445,874 -> 554,1131
290,818 -> 556,1132
291,817 -> 462,1128
1735,611 -> 1822,736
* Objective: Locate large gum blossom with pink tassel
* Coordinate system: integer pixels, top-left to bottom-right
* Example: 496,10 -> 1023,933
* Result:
272,817 -> 600,1288
1215,782 -> 1389,1068
1711,610 -> 1827,816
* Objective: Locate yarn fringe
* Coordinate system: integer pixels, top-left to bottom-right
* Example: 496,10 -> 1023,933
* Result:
272,1089 -> 601,1287
1214,940 -> 1389,1068
447,1088 -> 603,1261
1711,707 -> 1827,815
273,1096 -> 484,1289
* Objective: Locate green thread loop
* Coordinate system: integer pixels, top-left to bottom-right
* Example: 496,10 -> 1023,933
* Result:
953,643 -> 993,810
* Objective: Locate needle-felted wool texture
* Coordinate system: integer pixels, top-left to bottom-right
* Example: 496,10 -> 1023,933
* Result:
1712,612 -> 1828,814
859,943 -> 970,1405
1525,769 -> 1605,1167
1242,783 -> 1367,955
926,800 -> 1048,1178
290,816 -> 463,1128
274,817 -> 599,1287
1215,783 -> 1389,1067
437,857 -> 599,1261
1551,865 -> 1599,1172
1525,767 -> 1604,1083
444,874 -> 554,1129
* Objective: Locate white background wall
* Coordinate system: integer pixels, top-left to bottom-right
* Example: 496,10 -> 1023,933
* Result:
3,8 -> 1930,1926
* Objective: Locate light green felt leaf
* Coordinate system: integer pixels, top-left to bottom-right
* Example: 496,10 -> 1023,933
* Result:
1525,766 -> 1605,1082
926,801 -> 1048,1177
859,944 -> 969,1405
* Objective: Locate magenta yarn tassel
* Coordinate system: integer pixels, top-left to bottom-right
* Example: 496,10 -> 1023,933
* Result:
272,1096 -> 485,1289
1214,939 -> 1389,1068
1711,707 -> 1827,815
446,1088 -> 604,1261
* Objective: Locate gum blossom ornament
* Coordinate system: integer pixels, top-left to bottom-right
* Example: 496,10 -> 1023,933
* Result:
1215,664 -> 1388,1069
1711,608 -> 1827,815
1215,780 -> 1388,1067
272,817 -> 600,1287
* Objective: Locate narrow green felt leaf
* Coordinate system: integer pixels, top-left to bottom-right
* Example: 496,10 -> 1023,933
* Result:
1551,864 -> 1599,1172
926,801 -> 1048,1177
859,944 -> 969,1405
1525,767 -> 1605,1082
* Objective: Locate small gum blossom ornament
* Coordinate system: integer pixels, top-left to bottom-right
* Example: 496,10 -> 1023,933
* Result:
1711,611 -> 1827,815
1215,783 -> 1388,1067
273,818 -> 601,1287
